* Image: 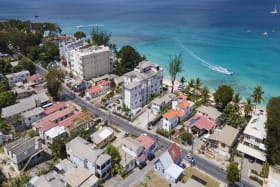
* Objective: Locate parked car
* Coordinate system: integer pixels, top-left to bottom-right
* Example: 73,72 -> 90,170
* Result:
138,162 -> 147,169
179,162 -> 186,169
184,153 -> 195,163
147,154 -> 155,161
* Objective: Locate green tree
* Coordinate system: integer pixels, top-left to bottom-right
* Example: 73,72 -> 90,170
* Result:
46,68 -> 64,100
106,144 -> 121,176
115,45 -> 144,75
18,56 -> 36,74
91,27 -> 111,46
51,137 -> 66,160
0,59 -> 12,75
74,31 -> 86,40
201,86 -> 210,104
213,85 -> 234,110
251,85 -> 264,111
0,78 -> 10,93
244,97 -> 254,118
79,127 -> 90,141
0,91 -> 16,111
168,53 -> 183,93
265,97 -> 280,165
221,104 -> 246,128
188,79 -> 195,89
11,65 -> 23,73
180,132 -> 193,145
0,119 -> 11,134
180,76 -> 186,85
226,162 -> 240,184
232,93 -> 241,111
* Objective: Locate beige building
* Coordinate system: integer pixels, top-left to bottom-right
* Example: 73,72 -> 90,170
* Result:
70,45 -> 113,80
91,127 -> 114,148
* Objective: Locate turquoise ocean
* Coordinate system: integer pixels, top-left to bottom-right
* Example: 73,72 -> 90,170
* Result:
1,0 -> 280,105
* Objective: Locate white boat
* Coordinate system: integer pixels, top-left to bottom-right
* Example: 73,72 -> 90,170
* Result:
270,4 -> 278,14
263,32 -> 268,35
76,25 -> 84,28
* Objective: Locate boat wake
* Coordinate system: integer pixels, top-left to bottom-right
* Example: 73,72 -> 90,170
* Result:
76,24 -> 104,28
175,39 -> 233,75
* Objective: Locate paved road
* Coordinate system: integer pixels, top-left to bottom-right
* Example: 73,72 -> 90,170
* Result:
36,65 -> 255,187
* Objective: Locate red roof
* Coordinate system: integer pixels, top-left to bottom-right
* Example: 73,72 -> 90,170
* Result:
97,80 -> 111,86
44,102 -> 66,115
58,112 -> 84,128
176,109 -> 185,117
184,113 -> 215,131
163,110 -> 178,120
28,73 -> 44,82
136,134 -> 155,150
167,143 -> 181,162
177,100 -> 191,109
35,120 -> 56,132
173,93 -> 187,101
86,85 -> 103,94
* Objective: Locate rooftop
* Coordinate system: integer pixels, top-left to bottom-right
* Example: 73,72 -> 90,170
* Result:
122,137 -> 143,153
86,85 -> 103,94
65,167 -> 97,187
119,149 -> 135,167
237,143 -> 266,162
58,112 -> 84,128
244,112 -> 267,140
28,73 -> 44,82
136,134 -> 155,150
163,110 -> 178,120
166,163 -> 184,180
167,143 -> 181,162
45,126 -> 66,139
6,70 -> 30,78
44,102 -> 66,115
21,107 -> 44,118
30,171 -> 65,187
77,45 -> 110,56
66,137 -> 104,163
197,105 -> 222,121
209,125 -> 240,147
184,113 -> 215,131
97,79 -> 111,86
59,112 -> 92,131
91,127 -> 114,145
96,153 -> 111,166
177,100 -> 193,109
5,137 -> 41,156
152,93 -> 175,106
173,93 -> 188,101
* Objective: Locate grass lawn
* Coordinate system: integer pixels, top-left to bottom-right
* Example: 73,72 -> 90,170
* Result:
131,172 -> 169,187
182,167 -> 220,187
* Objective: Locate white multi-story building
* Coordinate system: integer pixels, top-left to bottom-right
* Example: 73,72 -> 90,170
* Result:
59,38 -> 83,67
237,112 -> 267,162
70,45 -> 113,80
6,70 -> 30,87
122,61 -> 163,110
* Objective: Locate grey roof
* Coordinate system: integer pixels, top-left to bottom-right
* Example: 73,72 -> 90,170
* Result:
209,125 -> 240,147
1,92 -> 49,118
6,70 -> 30,79
119,149 -> 135,167
96,153 -> 111,166
114,76 -> 124,85
91,127 -> 114,145
21,107 -> 44,119
1,97 -> 36,118
64,167 -> 93,187
66,137 -> 104,163
5,137 -> 40,156
124,81 -> 141,90
31,172 -> 65,187
152,93 -> 175,106
197,105 -> 221,120
122,137 -> 143,153
159,151 -> 173,170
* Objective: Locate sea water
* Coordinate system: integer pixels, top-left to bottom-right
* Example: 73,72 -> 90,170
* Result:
1,0 -> 279,105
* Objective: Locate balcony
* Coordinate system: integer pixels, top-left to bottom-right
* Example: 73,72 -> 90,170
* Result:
96,162 -> 112,175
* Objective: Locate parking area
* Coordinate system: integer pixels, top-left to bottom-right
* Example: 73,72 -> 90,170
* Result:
132,109 -> 157,131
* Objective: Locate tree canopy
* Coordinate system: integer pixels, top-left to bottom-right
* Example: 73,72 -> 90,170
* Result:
221,103 -> 246,128
180,132 -> 193,145
213,84 -> 234,110
51,137 -> 66,160
0,91 -> 16,113
46,68 -> 65,100
226,162 -> 240,184
113,45 -> 145,75
265,96 -> 280,165
168,53 -> 183,93
251,85 -> 264,110
91,27 -> 111,46
74,31 -> 86,40
106,144 -> 121,176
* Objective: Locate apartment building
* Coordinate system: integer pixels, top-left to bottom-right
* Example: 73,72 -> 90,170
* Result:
70,45 -> 112,80
122,61 -> 163,110
237,112 -> 267,162
6,70 -> 30,87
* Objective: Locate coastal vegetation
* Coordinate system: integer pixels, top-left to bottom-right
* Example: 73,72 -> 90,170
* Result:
168,53 -> 183,93
213,84 -> 233,110
91,27 -> 111,46
265,96 -> 280,165
251,85 -> 264,111
74,31 -> 86,40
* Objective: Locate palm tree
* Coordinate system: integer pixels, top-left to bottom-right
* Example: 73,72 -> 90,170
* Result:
180,76 -> 186,85
251,85 -> 264,111
244,97 -> 254,117
168,53 -> 183,93
195,78 -> 202,94
188,79 -> 195,90
232,93 -> 241,111
201,86 -> 210,104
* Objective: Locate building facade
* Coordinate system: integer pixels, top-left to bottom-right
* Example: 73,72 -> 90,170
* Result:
122,61 -> 163,110
6,70 -> 30,87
